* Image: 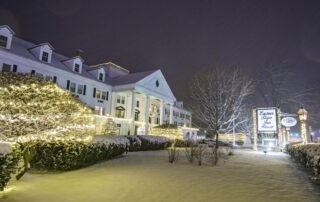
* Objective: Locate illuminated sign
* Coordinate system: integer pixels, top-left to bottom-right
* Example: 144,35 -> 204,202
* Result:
281,117 -> 297,127
257,109 -> 277,133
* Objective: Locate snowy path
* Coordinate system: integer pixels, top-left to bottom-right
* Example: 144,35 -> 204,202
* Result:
1,149 -> 320,202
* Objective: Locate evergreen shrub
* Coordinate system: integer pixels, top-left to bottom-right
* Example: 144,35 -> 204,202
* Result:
0,142 -> 23,191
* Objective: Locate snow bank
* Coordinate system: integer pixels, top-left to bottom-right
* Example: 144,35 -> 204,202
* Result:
92,135 -> 129,147
0,141 -> 12,155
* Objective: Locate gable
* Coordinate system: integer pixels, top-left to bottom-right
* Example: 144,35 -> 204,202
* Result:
136,70 -> 176,102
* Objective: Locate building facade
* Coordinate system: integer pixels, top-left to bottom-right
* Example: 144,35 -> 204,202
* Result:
0,25 -> 195,137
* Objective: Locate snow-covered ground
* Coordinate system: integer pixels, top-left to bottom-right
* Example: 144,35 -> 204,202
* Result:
1,149 -> 320,202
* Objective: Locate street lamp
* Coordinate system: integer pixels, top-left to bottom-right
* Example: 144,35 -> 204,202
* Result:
297,106 -> 308,144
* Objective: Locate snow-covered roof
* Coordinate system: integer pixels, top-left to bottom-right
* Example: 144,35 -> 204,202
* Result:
111,70 -> 157,85
7,36 -> 160,87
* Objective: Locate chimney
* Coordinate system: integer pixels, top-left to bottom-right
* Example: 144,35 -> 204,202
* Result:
76,49 -> 84,58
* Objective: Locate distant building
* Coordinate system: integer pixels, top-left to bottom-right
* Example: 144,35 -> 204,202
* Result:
0,25 -> 196,136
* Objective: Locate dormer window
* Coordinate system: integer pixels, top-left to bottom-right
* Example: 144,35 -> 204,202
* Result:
74,63 -> 80,72
41,51 -> 49,62
99,73 -> 104,81
0,35 -> 8,48
0,25 -> 15,49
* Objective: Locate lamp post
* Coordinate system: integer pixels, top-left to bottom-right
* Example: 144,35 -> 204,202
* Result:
297,107 -> 308,144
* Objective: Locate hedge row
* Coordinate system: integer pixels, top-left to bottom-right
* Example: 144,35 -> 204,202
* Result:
28,135 -> 172,171
124,135 -> 172,151
286,143 -> 320,181
0,142 -> 23,191
1,135 -> 172,190
28,135 -> 129,171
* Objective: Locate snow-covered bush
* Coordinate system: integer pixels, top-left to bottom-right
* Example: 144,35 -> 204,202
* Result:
29,136 -> 128,171
0,142 -> 23,191
137,135 -> 171,151
287,143 -> 320,181
124,135 -> 142,151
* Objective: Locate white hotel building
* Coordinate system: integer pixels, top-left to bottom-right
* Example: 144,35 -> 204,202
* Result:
0,25 -> 195,137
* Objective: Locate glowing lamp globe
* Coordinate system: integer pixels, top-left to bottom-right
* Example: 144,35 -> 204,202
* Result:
297,107 -> 308,121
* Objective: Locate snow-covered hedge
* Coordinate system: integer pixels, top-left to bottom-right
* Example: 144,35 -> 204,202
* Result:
0,142 -> 23,191
124,135 -> 142,151
286,143 -> 320,181
29,136 -> 128,171
136,135 -> 172,151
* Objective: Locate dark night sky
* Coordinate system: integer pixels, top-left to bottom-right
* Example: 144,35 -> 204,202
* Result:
1,0 -> 320,101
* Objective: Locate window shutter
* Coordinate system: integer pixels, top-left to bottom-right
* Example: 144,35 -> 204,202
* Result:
12,65 -> 17,72
93,88 -> 96,98
53,76 -> 57,83
66,80 -> 70,90
106,91 -> 109,100
83,85 -> 86,95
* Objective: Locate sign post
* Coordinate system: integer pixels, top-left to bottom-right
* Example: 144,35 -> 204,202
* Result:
253,107 -> 280,150
281,116 -> 297,143
252,109 -> 257,151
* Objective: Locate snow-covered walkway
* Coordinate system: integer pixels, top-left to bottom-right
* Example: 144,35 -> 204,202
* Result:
1,149 -> 320,202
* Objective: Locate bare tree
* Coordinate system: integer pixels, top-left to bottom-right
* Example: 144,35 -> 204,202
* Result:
189,63 -> 255,151
257,60 -> 320,125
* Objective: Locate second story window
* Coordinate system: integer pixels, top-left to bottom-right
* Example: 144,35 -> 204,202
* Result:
77,84 -> 83,94
136,100 -> 140,108
70,82 -> 76,93
96,90 -> 101,99
0,35 -> 8,48
42,51 -> 49,62
74,63 -> 80,72
117,95 -> 125,104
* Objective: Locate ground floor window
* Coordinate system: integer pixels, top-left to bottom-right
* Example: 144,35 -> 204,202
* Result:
2,63 -> 11,72
115,106 -> 125,118
94,106 -> 105,115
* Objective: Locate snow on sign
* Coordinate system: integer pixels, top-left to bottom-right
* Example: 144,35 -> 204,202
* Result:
281,117 -> 297,127
257,109 -> 277,133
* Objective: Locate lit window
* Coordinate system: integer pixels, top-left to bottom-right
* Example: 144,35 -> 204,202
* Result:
77,85 -> 83,94
115,106 -> 125,118
74,63 -> 80,72
102,91 -> 107,100
70,82 -> 76,93
96,90 -> 101,99
2,63 -> 11,72
42,51 -> 49,62
0,35 -> 8,48
99,73 -> 103,81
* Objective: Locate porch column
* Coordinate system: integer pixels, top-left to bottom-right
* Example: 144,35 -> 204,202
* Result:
130,90 -> 136,135
145,94 -> 151,135
110,92 -> 117,116
159,99 -> 163,125
169,102 -> 173,124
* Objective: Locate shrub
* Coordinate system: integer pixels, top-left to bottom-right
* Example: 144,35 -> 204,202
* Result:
0,142 -> 23,191
28,135 -> 128,171
286,143 -> 320,182
0,72 -> 94,139
124,135 -> 142,152
136,135 -> 172,151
